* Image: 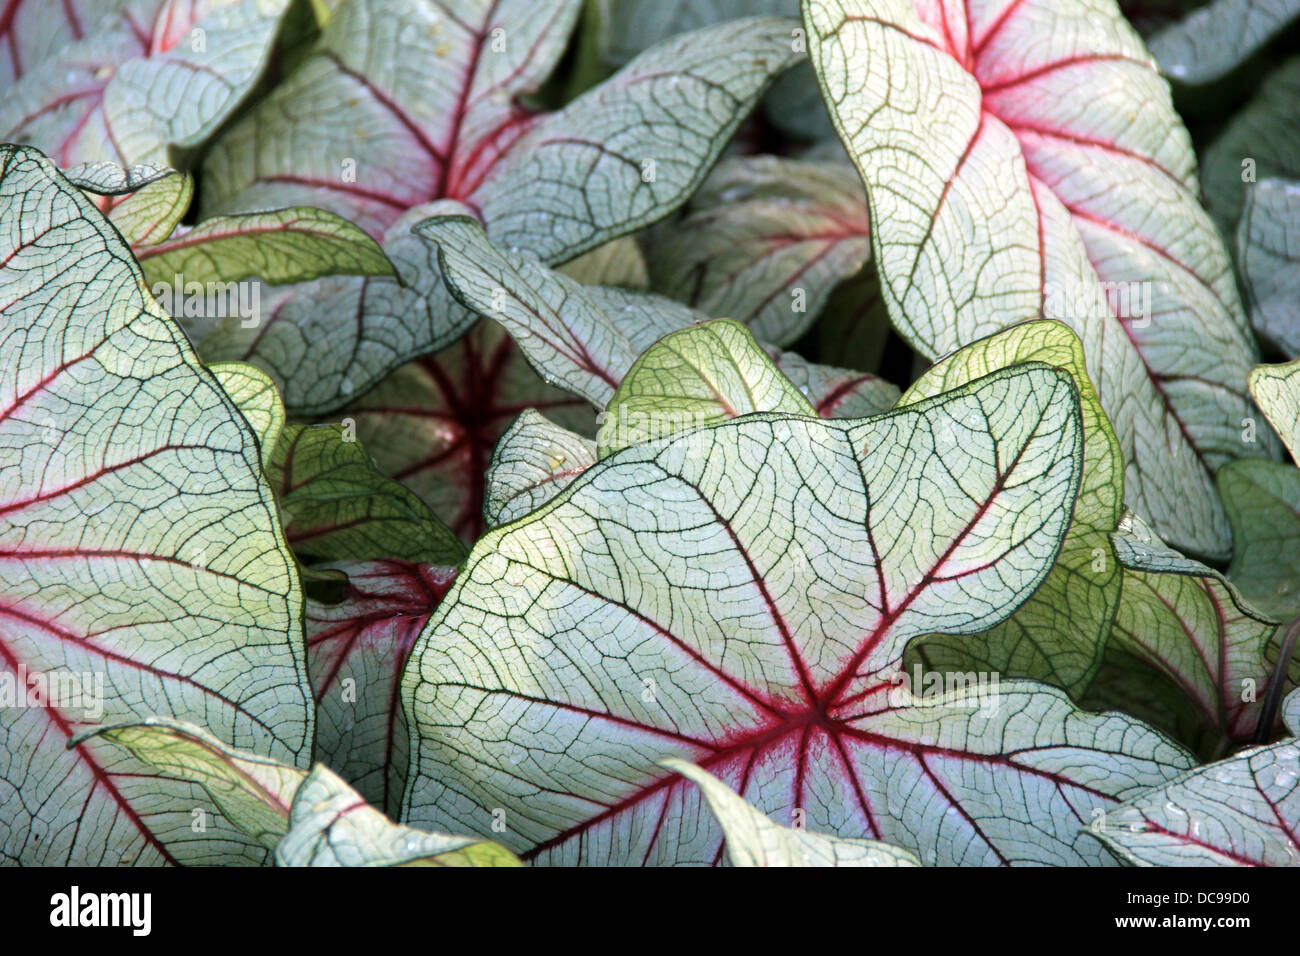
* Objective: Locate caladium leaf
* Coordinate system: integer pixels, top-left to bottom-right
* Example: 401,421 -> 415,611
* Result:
324,320 -> 595,544
267,423 -> 465,566
0,0 -> 130,83
1221,461 -> 1300,622
104,169 -> 194,249
902,320 -> 1123,697
0,0 -> 291,168
558,237 -> 649,289
73,718 -> 307,852
397,365 -> 1196,866
420,213 -> 898,418
1089,699 -> 1300,866
643,155 -> 875,345
1144,0 -> 1300,85
209,361 -> 285,468
307,560 -> 457,815
1104,513 -> 1295,747
484,411 -> 598,528
199,1 -> 800,413
663,759 -> 921,866
1250,359 -> 1300,459
599,319 -> 815,456
135,207 -> 396,289
277,764 -> 521,867
804,0 -> 1268,561
1238,178 -> 1300,358
0,145 -> 311,865
1201,57 -> 1300,238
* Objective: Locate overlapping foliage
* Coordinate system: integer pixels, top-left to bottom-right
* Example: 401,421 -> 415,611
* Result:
2,0 -> 1298,867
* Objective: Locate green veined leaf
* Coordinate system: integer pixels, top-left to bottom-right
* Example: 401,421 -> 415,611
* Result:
1239,179 -> 1300,359
136,207 -> 396,289
106,170 -> 195,249
0,0 -> 291,168
209,361 -> 285,469
1090,702 -> 1300,866
1145,0 -> 1300,85
901,320 -> 1123,697
558,237 -> 649,289
1105,513 -> 1295,748
1221,460 -> 1300,621
484,411 -> 598,528
197,1 -> 799,414
643,155 -> 876,345
267,423 -> 466,566
1201,57 -> 1300,238
277,765 -> 521,867
663,759 -> 921,866
804,0 -> 1269,560
398,365 -> 1192,866
0,145 -> 310,865
307,560 -> 457,816
1250,359 -> 1300,459
322,320 -> 596,544
598,319 -> 815,457
72,718 -> 307,852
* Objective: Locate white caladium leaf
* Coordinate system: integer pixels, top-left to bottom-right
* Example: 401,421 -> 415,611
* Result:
1250,359 -> 1300,459
593,0 -> 833,140
644,155 -> 875,345
267,423 -> 465,566
599,319 -> 815,456
1106,513 -> 1296,747
198,1 -> 800,413
0,0 -> 130,83
209,361 -> 285,468
277,765 -> 520,867
307,560 -> 457,816
1239,179 -> 1300,358
1221,461 -> 1300,622
73,718 -> 307,853
902,321 -> 1123,697
1145,0 -> 1300,85
0,146 -> 311,865
1288,687 -> 1300,735
1201,57 -> 1300,238
135,207 -> 396,289
323,321 -> 595,544
484,411 -> 598,528
805,0 -> 1269,561
420,213 -> 898,418
663,759 -> 921,866
396,366 -> 1196,866
0,0 -> 291,168
1090,721 -> 1300,866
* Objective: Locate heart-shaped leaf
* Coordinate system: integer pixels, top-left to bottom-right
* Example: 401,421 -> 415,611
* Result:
197,1 -> 801,413
1090,689 -> 1300,866
1098,513 -> 1295,748
599,319 -> 815,456
804,0 -> 1269,560
900,320 -> 1123,697
320,320 -> 595,544
401,365 -> 1196,865
663,759 -> 921,866
484,411 -> 598,528
1238,178 -> 1300,358
1221,460 -> 1300,621
0,145 -> 311,865
643,155 -> 876,345
267,423 -> 465,566
0,0 -> 291,168
1144,0 -> 1300,85
307,560 -> 457,815
277,764 -> 520,867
